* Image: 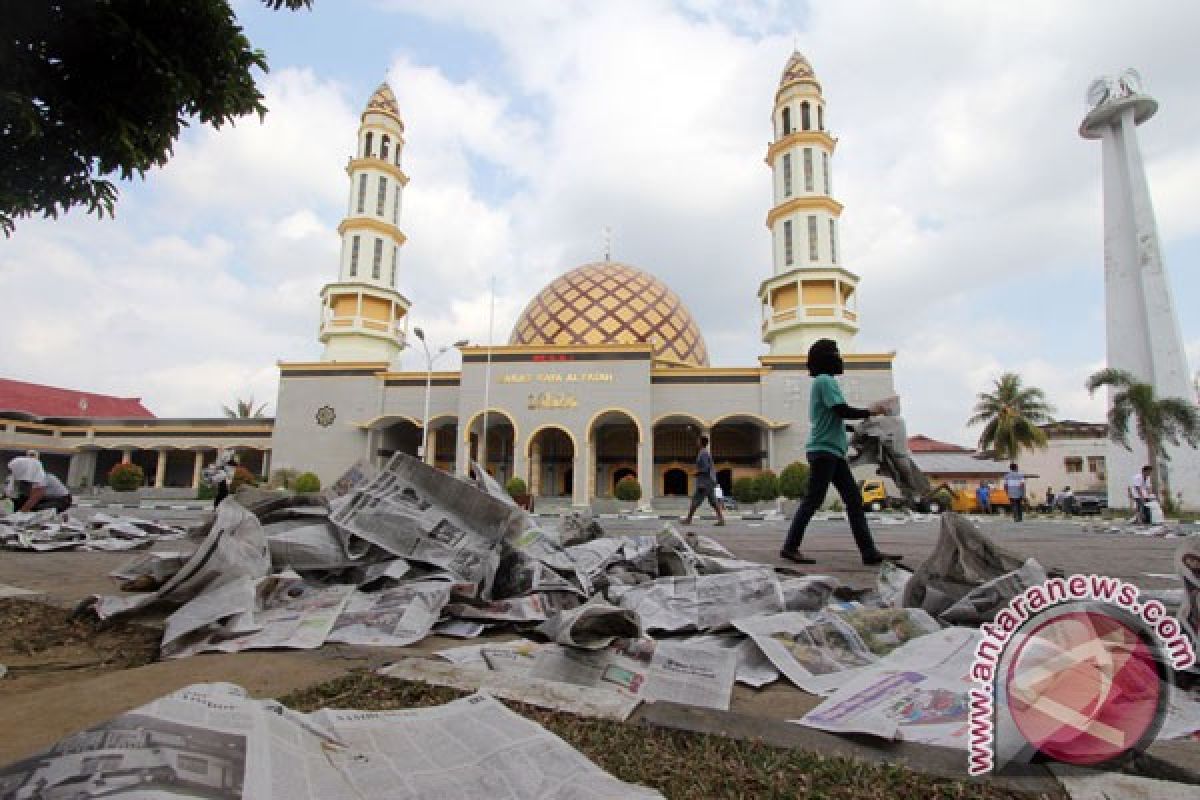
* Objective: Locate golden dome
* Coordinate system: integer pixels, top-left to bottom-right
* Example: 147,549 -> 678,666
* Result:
779,51 -> 818,88
509,261 -> 710,367
365,82 -> 403,128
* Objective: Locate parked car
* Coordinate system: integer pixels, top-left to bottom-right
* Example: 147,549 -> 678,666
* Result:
1073,490 -> 1108,515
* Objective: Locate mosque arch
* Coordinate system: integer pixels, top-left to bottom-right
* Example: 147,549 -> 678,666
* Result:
380,134 -> 391,161
462,408 -> 518,485
800,101 -> 811,131
662,468 -> 688,497
526,425 -> 575,498
782,106 -> 792,135
587,408 -> 640,499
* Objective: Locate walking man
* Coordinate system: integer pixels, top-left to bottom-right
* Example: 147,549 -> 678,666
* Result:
1129,465 -> 1153,524
975,482 -> 992,514
1003,462 -> 1026,522
681,434 -> 725,527
779,339 -> 902,566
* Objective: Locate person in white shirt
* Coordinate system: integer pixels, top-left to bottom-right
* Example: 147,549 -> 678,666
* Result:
7,451 -> 73,513
1129,465 -> 1154,524
1003,463 -> 1026,522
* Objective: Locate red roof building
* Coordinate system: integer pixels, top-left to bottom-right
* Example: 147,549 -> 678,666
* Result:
907,434 -> 971,453
0,377 -> 155,419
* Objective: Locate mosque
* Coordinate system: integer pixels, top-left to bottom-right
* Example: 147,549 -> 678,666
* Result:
271,51 -> 897,506
0,52 -> 897,505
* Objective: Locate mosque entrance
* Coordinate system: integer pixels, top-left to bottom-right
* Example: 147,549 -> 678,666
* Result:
662,468 -> 688,496
465,411 -> 515,486
528,427 -> 574,497
589,411 -> 639,499
379,419 -> 421,463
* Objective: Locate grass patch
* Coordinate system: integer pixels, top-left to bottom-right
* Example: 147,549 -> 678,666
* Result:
282,673 -> 1052,800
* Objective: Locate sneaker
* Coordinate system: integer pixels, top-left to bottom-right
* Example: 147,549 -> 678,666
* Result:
779,549 -> 816,565
862,552 -> 903,566
714,520 -> 726,527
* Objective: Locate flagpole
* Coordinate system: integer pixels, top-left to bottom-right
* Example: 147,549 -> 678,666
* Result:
481,275 -> 495,474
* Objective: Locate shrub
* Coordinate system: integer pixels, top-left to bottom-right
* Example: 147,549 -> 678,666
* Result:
196,483 -> 216,501
614,476 -> 642,503
230,466 -> 258,492
269,468 -> 299,489
779,462 -> 810,500
753,470 -> 779,502
732,476 -> 759,505
108,462 -> 144,491
505,476 -> 528,497
293,472 -> 321,493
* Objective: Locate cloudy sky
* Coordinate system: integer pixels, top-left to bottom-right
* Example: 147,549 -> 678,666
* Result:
3,0 -> 1198,446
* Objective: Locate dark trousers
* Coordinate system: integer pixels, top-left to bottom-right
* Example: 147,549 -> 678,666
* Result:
686,484 -> 720,515
14,494 -> 72,513
1010,498 -> 1023,522
782,452 -> 879,558
213,481 -> 229,510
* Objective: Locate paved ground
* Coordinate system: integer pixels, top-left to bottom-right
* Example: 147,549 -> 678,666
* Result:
0,507 -> 1196,791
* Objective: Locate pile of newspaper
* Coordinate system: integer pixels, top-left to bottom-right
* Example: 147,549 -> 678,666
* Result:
0,681 -> 663,799
0,510 -> 187,552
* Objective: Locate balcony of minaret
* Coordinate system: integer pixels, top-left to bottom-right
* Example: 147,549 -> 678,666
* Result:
758,271 -> 859,337
318,284 -> 412,346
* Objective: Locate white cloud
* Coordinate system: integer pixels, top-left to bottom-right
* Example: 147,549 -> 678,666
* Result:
6,1 -> 1199,442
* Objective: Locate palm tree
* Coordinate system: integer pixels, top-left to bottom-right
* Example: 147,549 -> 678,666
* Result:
1085,368 -> 1200,503
968,373 -> 1055,460
222,396 -> 268,419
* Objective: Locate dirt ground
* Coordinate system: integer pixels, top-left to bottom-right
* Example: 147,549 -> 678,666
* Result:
0,598 -> 160,696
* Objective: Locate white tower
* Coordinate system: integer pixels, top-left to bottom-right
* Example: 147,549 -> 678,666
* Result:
319,82 -> 412,363
759,51 -> 859,355
1080,70 -> 1200,510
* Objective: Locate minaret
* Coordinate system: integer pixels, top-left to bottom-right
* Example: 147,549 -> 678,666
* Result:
758,51 -> 859,355
319,82 -> 411,363
1080,69 -> 1200,509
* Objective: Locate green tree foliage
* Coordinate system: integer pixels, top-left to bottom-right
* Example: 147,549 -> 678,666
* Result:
293,471 -> 320,493
108,461 -> 144,491
223,396 -> 269,418
779,462 -> 810,500
1086,367 -> 1200,503
752,470 -> 779,503
1,0 -> 312,235
614,476 -> 642,503
967,372 -> 1055,460
504,476 -> 528,497
732,476 -> 759,506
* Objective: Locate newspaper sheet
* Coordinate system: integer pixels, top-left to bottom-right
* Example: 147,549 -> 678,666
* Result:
797,626 -> 979,748
733,607 -> 941,695
435,639 -> 549,672
680,633 -> 781,688
265,518 -> 383,570
611,570 -> 833,634
0,681 -> 662,800
558,509 -> 606,546
536,601 -> 642,649
326,582 -> 451,647
328,454 -> 525,598
445,592 -> 578,623
164,572 -> 354,658
901,512 -> 1028,618
89,499 -> 270,619
565,537 -> 628,579
529,637 -> 738,711
938,558 -> 1047,625
310,691 -> 664,799
380,657 -> 641,721
109,550 -> 195,584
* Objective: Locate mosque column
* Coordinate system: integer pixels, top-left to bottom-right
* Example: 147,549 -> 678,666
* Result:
191,451 -> 205,489
637,432 -> 653,511
262,449 -> 271,480
154,448 -> 168,489
424,428 -> 437,465
572,440 -> 589,507
530,439 -> 542,496
512,443 -> 529,497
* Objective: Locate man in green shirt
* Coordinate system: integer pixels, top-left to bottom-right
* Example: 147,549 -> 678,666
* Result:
780,339 -> 902,566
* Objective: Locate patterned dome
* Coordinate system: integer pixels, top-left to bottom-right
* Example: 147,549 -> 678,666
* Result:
509,262 -> 710,367
779,51 -> 816,87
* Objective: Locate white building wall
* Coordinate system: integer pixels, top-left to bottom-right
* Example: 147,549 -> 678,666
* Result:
1018,437 -> 1110,504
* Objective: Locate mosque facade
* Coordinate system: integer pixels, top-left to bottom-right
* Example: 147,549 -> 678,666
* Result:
270,52 -> 898,506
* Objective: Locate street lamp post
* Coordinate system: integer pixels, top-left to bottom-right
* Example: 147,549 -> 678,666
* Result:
412,327 -> 468,463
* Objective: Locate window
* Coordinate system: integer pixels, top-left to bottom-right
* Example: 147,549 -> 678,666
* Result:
372,238 -> 383,279
818,104 -> 824,130
1064,457 -> 1083,473
363,132 -> 373,158
391,245 -> 398,286
393,186 -> 400,225
807,215 -> 818,261
395,146 -> 401,167
783,220 -> 793,266
349,235 -> 360,276
829,219 -> 837,263
801,101 -> 811,131
782,153 -> 792,197
356,174 -> 367,213
782,107 -> 791,135
803,148 -> 813,192
1087,456 -> 1106,476
822,152 -> 831,194
381,134 -> 390,161
376,176 -> 388,216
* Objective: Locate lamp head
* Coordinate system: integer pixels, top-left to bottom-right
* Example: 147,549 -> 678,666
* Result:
453,339 -> 469,348
413,326 -> 425,341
